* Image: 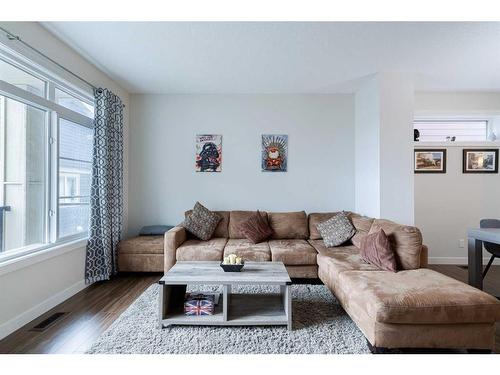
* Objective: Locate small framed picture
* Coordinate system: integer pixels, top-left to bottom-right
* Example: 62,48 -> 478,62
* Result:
414,149 -> 447,173
462,149 -> 498,173
262,134 -> 288,172
195,134 -> 222,172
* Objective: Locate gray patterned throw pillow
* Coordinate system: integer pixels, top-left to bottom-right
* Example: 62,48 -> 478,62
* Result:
181,202 -> 221,240
316,212 -> 356,247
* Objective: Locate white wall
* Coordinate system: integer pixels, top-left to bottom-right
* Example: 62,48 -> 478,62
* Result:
415,92 -> 500,113
0,242 -> 86,338
354,78 -> 380,218
128,94 -> 355,234
414,92 -> 500,264
354,73 -> 415,225
378,73 -> 415,225
0,22 -> 130,339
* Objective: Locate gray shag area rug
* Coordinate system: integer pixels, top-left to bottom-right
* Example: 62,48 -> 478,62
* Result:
87,283 -> 370,354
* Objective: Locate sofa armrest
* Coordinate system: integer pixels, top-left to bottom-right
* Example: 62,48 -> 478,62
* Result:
420,244 -> 429,268
164,226 -> 187,272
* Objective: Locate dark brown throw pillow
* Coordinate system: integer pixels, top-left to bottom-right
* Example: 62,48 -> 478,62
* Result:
359,229 -> 397,272
239,210 -> 273,244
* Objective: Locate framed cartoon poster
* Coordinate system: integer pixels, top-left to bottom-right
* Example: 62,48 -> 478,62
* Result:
195,134 -> 222,172
261,134 -> 288,172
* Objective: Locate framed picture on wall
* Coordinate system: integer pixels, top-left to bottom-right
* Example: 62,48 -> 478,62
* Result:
261,134 -> 288,172
414,149 -> 447,173
462,149 -> 498,173
195,134 -> 222,172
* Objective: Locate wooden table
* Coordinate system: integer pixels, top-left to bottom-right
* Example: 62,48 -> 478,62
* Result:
468,228 -> 500,290
158,261 -> 293,330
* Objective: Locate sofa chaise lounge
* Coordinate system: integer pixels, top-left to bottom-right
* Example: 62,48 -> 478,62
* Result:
163,210 -> 500,352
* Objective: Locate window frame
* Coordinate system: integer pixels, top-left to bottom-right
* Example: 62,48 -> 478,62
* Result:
0,42 -> 94,263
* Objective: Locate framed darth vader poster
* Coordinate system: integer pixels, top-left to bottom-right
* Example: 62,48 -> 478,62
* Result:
261,134 -> 288,172
195,134 -> 222,172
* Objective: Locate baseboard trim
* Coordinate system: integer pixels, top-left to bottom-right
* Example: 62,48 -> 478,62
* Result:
0,279 -> 88,340
429,257 -> 500,265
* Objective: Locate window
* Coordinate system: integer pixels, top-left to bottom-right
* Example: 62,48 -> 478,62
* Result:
55,87 -> 94,118
414,120 -> 488,142
0,57 -> 45,97
0,44 -> 94,261
0,95 -> 47,252
58,119 -> 92,239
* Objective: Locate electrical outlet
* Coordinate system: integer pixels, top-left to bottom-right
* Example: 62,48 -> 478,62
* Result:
458,239 -> 465,248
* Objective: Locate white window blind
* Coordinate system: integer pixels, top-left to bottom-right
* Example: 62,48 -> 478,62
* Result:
414,120 -> 488,142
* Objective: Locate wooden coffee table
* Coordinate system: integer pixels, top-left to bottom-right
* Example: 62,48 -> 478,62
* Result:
158,261 -> 292,330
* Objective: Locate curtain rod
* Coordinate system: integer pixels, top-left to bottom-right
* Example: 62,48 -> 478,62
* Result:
1,25 -> 101,93
1,26 -> 126,108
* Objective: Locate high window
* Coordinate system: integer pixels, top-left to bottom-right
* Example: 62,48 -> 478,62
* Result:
0,44 -> 94,261
414,120 -> 489,142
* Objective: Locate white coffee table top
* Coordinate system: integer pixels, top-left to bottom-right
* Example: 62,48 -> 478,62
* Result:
159,261 -> 292,285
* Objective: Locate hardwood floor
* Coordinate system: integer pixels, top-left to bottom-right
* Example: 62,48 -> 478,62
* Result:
0,273 -> 161,354
0,266 -> 498,354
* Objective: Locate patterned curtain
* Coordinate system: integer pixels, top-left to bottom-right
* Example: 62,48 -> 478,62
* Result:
85,88 -> 124,284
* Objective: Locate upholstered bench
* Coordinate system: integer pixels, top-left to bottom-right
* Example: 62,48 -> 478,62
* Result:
117,235 -> 164,272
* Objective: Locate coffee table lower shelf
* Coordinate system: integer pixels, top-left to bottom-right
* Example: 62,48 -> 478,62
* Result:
159,285 -> 292,330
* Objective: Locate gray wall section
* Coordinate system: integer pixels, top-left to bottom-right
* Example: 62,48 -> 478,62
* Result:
128,94 -> 355,234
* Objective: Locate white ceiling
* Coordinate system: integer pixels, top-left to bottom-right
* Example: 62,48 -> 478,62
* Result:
42,22 -> 500,94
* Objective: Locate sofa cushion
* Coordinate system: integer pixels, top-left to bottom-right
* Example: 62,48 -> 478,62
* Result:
337,268 -> 500,324
369,219 -> 422,270
181,202 -> 221,240
316,212 -> 356,247
118,235 -> 164,254
269,239 -> 317,266
238,210 -> 273,243
360,229 -> 397,272
176,238 -> 227,261
350,213 -> 374,232
229,211 -> 268,239
185,209 -> 229,238
312,241 -> 380,277
223,239 -> 271,262
308,212 -> 339,240
118,253 -> 163,272
268,211 -> 308,239
286,265 -> 318,279
349,213 -> 374,248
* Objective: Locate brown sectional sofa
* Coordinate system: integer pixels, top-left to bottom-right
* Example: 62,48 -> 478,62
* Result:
165,210 -> 318,278
163,210 -> 500,352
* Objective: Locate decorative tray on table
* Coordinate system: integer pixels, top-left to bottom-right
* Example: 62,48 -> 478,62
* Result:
220,254 -> 244,272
